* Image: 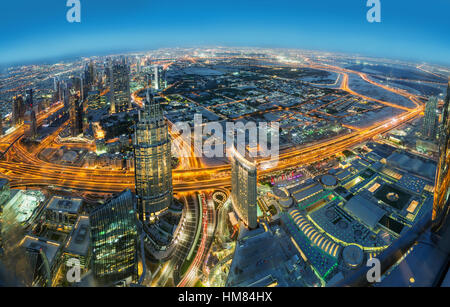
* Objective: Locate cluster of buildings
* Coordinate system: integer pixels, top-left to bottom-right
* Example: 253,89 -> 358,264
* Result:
11,89 -> 38,139
1,50 -> 449,288
223,80 -> 450,287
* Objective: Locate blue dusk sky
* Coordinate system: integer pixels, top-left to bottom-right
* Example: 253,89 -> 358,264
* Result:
0,0 -> 449,66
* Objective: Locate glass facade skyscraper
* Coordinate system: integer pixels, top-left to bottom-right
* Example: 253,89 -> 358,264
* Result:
12,95 -> 24,126
109,59 -> 131,114
134,90 -> 173,222
84,61 -> 95,87
25,88 -> 33,109
422,96 -> 438,140
90,189 -> 138,285
69,92 -> 83,137
433,79 -> 450,221
153,65 -> 166,91
231,149 -> 258,229
24,109 -> 37,139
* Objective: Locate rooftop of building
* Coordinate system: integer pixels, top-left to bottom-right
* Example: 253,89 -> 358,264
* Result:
46,196 -> 83,214
226,224 -> 318,287
344,195 -> 386,230
386,151 -> 436,180
64,216 -> 90,257
19,235 -> 61,266
291,183 -> 324,203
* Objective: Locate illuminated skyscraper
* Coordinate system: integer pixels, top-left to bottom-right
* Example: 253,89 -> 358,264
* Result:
153,65 -> 166,91
79,74 -> 85,101
433,78 -> 450,221
231,149 -> 258,229
69,91 -> 83,137
84,61 -> 95,87
422,96 -> 438,140
134,90 -> 172,221
24,109 -> 37,139
90,189 -> 139,286
136,59 -> 141,74
109,60 -> 131,114
25,88 -> 33,109
12,95 -> 25,126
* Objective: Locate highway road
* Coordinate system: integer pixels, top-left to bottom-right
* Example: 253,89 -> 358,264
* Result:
0,60 -> 425,194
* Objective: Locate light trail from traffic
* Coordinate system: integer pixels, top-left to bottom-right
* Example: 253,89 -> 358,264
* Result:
0,59 -> 425,195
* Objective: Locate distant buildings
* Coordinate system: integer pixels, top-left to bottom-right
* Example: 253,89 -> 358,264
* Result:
81,62 -> 96,101
12,95 -> 25,126
231,149 -> 258,229
53,77 -> 62,104
134,90 -> 173,221
109,59 -> 131,114
62,83 -> 70,111
422,96 -> 438,140
25,88 -> 33,109
433,78 -> 450,220
90,189 -> 139,286
69,91 -> 83,137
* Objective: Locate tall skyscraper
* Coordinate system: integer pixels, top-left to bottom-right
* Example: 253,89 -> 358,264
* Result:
231,148 -> 258,229
24,109 -> 37,139
134,90 -> 172,221
433,78 -> 450,221
152,65 -> 166,91
53,77 -> 59,92
12,95 -> 25,126
25,88 -> 33,109
79,74 -> 85,101
422,96 -> 438,140
69,91 -> 83,137
12,96 -> 21,126
52,78 -> 61,103
90,189 -> 139,286
84,61 -> 95,87
109,60 -> 131,114
0,113 -> 3,136
136,59 -> 141,74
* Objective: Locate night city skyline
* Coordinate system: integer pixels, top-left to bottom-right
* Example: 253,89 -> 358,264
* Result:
1,0 -> 450,66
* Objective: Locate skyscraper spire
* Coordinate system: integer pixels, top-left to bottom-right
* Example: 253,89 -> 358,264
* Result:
422,96 -> 438,140
134,90 -> 172,222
